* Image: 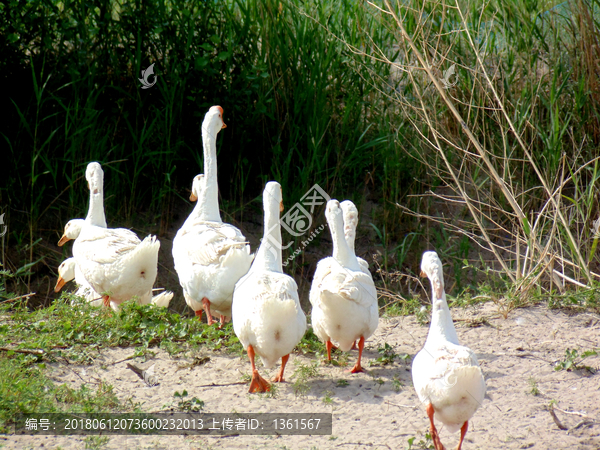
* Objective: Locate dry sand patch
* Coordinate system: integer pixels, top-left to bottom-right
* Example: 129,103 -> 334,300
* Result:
3,303 -> 599,449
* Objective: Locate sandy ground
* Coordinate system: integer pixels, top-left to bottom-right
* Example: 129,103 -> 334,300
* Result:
2,303 -> 599,450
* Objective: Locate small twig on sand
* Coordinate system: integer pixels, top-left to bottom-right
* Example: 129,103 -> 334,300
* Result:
0,347 -> 44,355
336,443 -> 391,449
197,382 -> 247,388
554,406 -> 589,417
568,420 -> 597,434
109,354 -> 138,366
61,363 -> 97,385
549,404 -> 598,434
384,401 -> 418,410
548,403 -> 568,430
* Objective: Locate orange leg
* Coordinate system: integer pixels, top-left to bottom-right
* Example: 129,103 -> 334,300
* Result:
195,309 -> 203,320
102,295 -> 111,308
218,315 -> 228,329
456,421 -> 468,450
326,340 -> 335,361
272,354 -> 290,382
351,341 -> 357,350
201,297 -> 215,325
426,403 -> 445,450
348,336 -> 365,373
247,345 -> 271,393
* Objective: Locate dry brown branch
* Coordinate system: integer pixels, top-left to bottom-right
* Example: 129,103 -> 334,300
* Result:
0,347 -> 44,355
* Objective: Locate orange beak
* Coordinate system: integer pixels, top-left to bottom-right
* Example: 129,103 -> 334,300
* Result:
280,201 -> 284,213
216,105 -> 227,129
58,235 -> 70,246
189,192 -> 198,202
54,277 -> 66,292
420,270 -> 426,278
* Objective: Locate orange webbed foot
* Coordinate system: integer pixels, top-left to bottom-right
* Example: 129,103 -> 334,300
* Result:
347,336 -> 365,373
201,297 -> 215,326
272,355 -> 289,382
102,295 -> 111,308
347,363 -> 364,374
217,315 -> 228,329
249,369 -> 271,393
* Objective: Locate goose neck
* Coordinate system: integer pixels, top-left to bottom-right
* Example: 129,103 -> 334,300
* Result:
200,125 -> 222,222
425,292 -> 460,346
254,199 -> 283,273
331,217 -> 360,271
85,187 -> 107,228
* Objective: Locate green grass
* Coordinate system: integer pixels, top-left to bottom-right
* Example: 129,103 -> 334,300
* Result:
0,295 -> 245,432
291,360 -> 321,397
1,294 -> 242,356
554,348 -> 598,372
0,353 -> 128,433
527,377 -> 540,396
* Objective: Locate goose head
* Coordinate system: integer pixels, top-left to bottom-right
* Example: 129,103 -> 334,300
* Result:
202,105 -> 227,138
189,174 -> 205,202
57,219 -> 84,246
420,251 -> 444,300
325,199 -> 344,233
85,162 -> 104,195
340,200 -> 358,247
55,258 -> 76,292
264,181 -> 284,213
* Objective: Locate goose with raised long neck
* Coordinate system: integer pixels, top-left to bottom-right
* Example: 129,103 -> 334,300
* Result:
232,181 -> 306,393
172,106 -> 253,327
309,199 -> 378,373
412,251 -> 486,450
84,162 -> 107,228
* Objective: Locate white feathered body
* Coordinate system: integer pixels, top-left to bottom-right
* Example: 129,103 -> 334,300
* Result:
412,340 -> 486,433
173,220 -> 253,317
309,257 -> 378,352
233,269 -> 306,368
73,225 -> 159,306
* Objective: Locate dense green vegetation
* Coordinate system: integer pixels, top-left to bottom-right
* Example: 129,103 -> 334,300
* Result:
1,0 -> 599,306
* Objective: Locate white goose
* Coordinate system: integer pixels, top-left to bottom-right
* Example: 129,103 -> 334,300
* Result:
412,251 -> 486,450
173,106 -> 253,326
69,163 -> 167,309
232,181 -> 306,393
309,199 -> 378,373
58,219 -> 173,308
55,256 -> 172,309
